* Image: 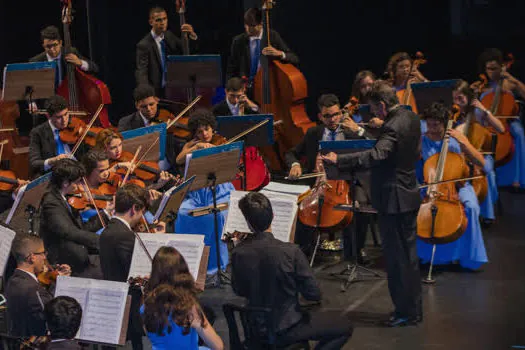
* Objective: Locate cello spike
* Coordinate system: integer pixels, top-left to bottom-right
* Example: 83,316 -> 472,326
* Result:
422,244 -> 437,284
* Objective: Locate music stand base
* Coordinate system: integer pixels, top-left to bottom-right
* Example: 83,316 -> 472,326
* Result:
331,261 -> 384,292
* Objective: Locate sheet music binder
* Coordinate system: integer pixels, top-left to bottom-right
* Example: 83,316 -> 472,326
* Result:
153,175 -> 195,222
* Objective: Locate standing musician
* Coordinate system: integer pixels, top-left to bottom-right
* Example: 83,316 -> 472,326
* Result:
285,94 -> 373,261
212,77 -> 260,116
5,234 -> 71,337
39,158 -> 104,279
226,7 -> 298,84
135,6 -> 198,97
322,81 -> 422,327
417,102 -> 488,270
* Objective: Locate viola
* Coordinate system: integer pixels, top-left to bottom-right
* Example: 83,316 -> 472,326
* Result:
58,116 -> 85,144
157,108 -> 192,142
37,261 -> 60,286
0,169 -> 20,192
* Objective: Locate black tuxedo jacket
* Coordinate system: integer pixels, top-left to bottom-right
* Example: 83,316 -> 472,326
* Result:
117,111 -> 146,132
5,269 -> 53,337
338,106 -> 422,214
99,218 -> 136,282
226,30 -> 299,81
29,47 -> 99,76
212,100 -> 259,117
39,188 -> 101,273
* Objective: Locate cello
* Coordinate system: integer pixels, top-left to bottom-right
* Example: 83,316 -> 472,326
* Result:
253,0 -> 316,171
56,0 -> 112,127
396,52 -> 426,114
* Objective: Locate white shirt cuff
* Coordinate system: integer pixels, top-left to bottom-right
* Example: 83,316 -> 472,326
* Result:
189,33 -> 198,40
281,52 -> 286,60
357,127 -> 365,137
80,60 -> 89,71
291,162 -> 301,168
44,159 -> 52,172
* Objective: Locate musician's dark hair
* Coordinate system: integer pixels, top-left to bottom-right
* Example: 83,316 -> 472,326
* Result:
11,234 -> 43,265
387,52 -> 411,82
244,8 -> 262,26
225,77 -> 244,92
188,108 -> 217,136
146,246 -> 195,294
50,159 -> 86,189
114,183 -> 149,214
45,95 -> 68,117
82,150 -> 108,176
351,70 -> 376,100
133,84 -> 157,103
238,192 -> 273,233
453,79 -> 475,103
40,25 -> 62,43
421,102 -> 449,125
478,48 -> 504,73
143,284 -> 206,336
44,296 -> 82,340
365,80 -> 399,109
317,94 -> 340,111
149,6 -> 167,17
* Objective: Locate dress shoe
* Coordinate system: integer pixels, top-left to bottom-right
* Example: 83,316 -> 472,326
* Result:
385,312 -> 422,327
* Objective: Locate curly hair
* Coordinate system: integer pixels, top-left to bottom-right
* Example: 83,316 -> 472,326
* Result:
386,52 -> 411,82
421,102 -> 450,125
94,129 -> 123,151
187,108 -> 217,137
477,48 -> 503,74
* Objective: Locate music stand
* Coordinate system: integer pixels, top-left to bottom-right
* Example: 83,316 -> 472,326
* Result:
410,79 -> 459,113
216,114 -> 274,190
183,141 -> 243,288
319,140 -> 384,291
153,175 -> 195,232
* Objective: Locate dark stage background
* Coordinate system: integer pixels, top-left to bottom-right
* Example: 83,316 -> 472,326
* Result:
1,0 -> 524,125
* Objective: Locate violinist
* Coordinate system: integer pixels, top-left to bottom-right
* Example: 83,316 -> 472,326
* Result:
416,102 -> 488,270
473,48 -> 525,190
135,6 -> 198,97
212,77 -> 260,116
226,7 -> 299,85
174,109 -> 234,279
5,234 -> 71,337
322,81 -> 422,327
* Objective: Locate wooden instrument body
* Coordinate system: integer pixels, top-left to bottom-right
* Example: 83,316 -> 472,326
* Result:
0,101 -> 30,179
462,116 -> 489,202
396,88 -> 418,114
157,108 -> 191,143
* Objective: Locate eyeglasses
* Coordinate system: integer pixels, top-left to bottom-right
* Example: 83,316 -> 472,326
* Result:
321,111 -> 342,119
44,43 -> 60,50
26,250 -> 47,259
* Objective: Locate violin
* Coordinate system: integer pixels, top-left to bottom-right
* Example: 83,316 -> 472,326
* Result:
0,169 -> 21,192
59,116 -> 107,147
19,335 -> 51,349
37,261 -> 60,286
113,150 -> 163,182
67,186 -> 113,210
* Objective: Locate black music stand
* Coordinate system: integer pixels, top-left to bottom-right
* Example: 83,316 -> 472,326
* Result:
183,141 -> 243,288
216,114 -> 274,191
410,79 -> 459,113
320,140 -> 384,291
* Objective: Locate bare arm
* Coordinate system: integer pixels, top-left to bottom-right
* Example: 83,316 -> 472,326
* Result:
192,306 -> 224,350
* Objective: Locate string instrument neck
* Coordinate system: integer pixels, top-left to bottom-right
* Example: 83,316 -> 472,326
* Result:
61,1 -> 79,108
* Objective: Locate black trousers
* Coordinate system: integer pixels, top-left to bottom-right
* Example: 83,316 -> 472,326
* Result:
276,310 -> 353,350
342,212 -> 369,261
378,210 -> 422,318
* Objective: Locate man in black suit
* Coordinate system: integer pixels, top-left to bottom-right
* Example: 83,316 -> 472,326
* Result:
322,80 -> 423,327
226,8 -> 299,83
39,158 -> 104,278
43,296 -> 83,350
135,6 -> 197,98
5,234 -> 71,337
212,77 -> 259,116
285,94 -> 374,260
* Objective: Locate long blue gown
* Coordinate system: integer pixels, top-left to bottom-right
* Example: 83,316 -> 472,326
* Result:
417,135 -> 488,270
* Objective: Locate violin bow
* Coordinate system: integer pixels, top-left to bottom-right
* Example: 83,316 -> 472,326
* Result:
69,104 -> 104,157
418,174 -> 485,189
134,136 -> 160,170
166,95 -> 202,130
225,118 -> 269,144
132,231 -> 153,262
81,177 -> 106,228
121,146 -> 142,186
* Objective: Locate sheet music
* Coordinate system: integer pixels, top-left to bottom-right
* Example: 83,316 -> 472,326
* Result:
128,233 -> 205,281
0,225 -> 16,277
153,176 -> 195,222
55,276 -> 128,345
5,184 -> 27,225
223,191 -> 297,242
261,181 -> 310,197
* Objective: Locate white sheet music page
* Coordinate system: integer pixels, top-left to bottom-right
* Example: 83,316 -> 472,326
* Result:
128,233 -> 205,281
261,181 -> 310,198
0,225 -> 16,277
5,184 -> 27,225
55,276 -> 129,345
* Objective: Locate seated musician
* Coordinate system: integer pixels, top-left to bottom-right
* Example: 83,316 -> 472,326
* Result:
417,102 -> 488,270
231,192 -> 353,348
347,70 -> 384,134
135,6 -> 198,98
473,48 -> 525,190
39,158 -> 104,279
174,109 -> 234,280
5,234 -> 71,337
226,7 -> 299,84
453,80 -> 504,223
212,77 -> 259,116
285,94 -> 373,261
43,296 -> 83,350
386,52 -> 428,91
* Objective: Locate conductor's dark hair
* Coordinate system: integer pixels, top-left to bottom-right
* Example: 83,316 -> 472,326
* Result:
477,48 -> 504,73
238,192 -> 273,233
11,234 -> 43,265
225,77 -> 244,92
453,79 -> 476,103
82,150 -> 108,176
188,108 -> 217,136
387,52 -> 411,81
114,183 -> 149,214
351,70 -> 377,100
365,80 -> 399,109
317,94 -> 340,111
40,25 -> 61,43
44,296 -> 82,340
46,95 -> 68,117
421,102 -> 449,125
133,84 -> 156,103
51,159 -> 85,189
244,8 -> 262,26
149,6 -> 167,17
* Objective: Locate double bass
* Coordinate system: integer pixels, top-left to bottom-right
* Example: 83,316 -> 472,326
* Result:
396,52 -> 426,115
253,0 -> 316,171
56,0 -> 112,127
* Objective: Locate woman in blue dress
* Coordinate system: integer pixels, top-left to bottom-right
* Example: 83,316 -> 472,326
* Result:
175,109 -> 234,275
417,102 -> 488,270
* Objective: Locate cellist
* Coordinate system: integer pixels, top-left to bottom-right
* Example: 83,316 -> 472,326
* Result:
416,102 -> 488,270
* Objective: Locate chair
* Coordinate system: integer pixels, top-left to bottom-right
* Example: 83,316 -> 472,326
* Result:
222,303 -> 309,350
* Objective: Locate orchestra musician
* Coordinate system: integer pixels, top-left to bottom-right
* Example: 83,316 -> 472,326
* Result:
226,7 -> 298,85
230,192 -> 353,348
212,77 -> 260,116
322,81 -> 422,327
135,6 -> 198,98
5,234 -> 71,337
43,296 -> 83,350
347,70 -> 384,130
416,102 -> 488,270
387,52 -> 428,92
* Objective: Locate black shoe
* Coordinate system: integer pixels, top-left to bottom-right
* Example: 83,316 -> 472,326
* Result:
384,316 -> 419,327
